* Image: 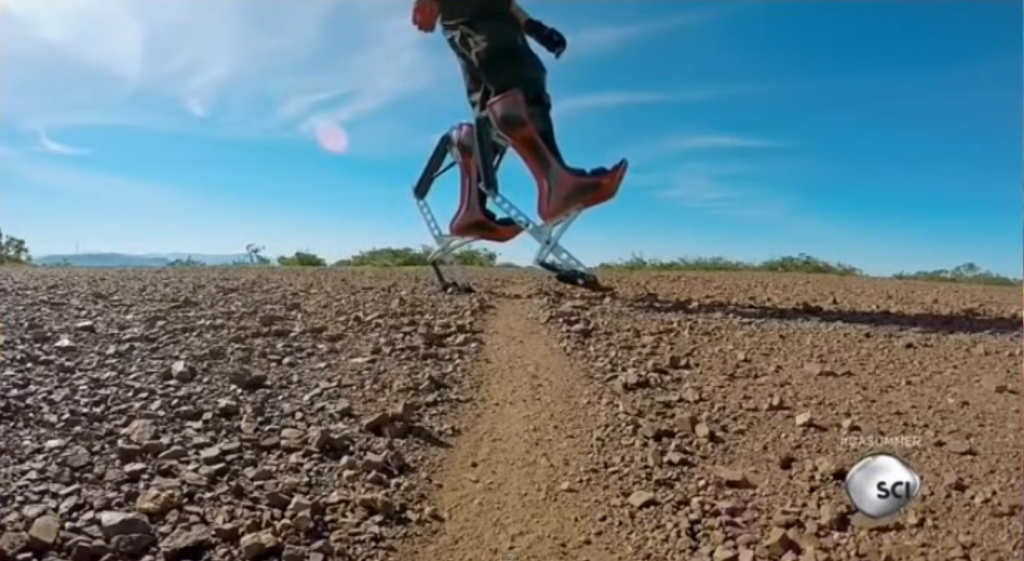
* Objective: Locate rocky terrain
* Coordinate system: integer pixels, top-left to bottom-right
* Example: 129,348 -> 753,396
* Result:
1,267 -> 1020,561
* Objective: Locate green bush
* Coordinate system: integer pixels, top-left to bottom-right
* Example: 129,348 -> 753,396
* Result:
9,233 -> 1019,286
891,263 -> 1019,286
333,246 -> 497,267
168,256 -> 205,267
278,251 -> 327,267
594,253 -> 1023,284
597,252 -> 861,276
0,229 -> 31,265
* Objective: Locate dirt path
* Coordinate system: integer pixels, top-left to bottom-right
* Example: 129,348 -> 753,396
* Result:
409,297 -> 618,561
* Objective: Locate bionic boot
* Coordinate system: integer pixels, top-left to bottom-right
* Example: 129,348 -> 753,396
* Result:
486,89 -> 628,224
447,122 -> 522,242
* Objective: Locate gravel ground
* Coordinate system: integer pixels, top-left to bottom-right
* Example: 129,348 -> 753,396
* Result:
2,267 -> 1020,561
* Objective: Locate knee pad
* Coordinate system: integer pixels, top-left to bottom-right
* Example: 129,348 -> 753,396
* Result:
451,121 -> 476,155
487,89 -> 549,125
486,89 -> 529,132
486,88 -> 562,167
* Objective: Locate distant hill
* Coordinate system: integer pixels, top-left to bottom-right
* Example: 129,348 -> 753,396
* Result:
35,253 -> 248,267
142,253 -> 249,266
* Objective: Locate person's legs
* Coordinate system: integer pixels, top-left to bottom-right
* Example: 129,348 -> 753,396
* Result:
441,23 -> 522,240
443,25 -> 509,217
473,23 -> 628,223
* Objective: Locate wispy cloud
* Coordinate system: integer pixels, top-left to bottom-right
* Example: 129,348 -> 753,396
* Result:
4,151 -> 189,210
635,163 -> 789,219
0,0 -> 449,147
183,96 -> 207,118
0,1 -> 744,155
622,133 -> 788,167
556,87 -> 750,116
662,135 -> 787,151
567,9 -> 720,55
34,129 -> 91,156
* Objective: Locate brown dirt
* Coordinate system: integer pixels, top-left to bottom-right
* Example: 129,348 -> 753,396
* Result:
407,298 -> 618,561
1,267 -> 1020,561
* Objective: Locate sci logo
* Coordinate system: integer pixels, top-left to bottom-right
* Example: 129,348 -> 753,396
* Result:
843,453 -> 922,519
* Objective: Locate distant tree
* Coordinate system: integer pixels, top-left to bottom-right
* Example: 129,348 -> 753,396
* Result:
278,251 -> 327,267
245,243 -> 270,265
0,230 -> 31,264
168,256 -> 204,267
597,253 -> 861,276
892,262 -> 1019,286
452,247 -> 499,267
333,245 -> 498,267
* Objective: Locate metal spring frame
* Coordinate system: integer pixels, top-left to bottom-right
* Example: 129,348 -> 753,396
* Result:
412,116 -> 601,293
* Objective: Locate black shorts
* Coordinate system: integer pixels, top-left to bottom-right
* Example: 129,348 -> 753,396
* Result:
442,19 -> 548,117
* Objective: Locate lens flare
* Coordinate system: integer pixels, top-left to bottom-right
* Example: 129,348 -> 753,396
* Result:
314,122 -> 349,154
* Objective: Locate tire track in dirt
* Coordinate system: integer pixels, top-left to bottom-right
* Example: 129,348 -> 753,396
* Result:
409,295 -> 618,561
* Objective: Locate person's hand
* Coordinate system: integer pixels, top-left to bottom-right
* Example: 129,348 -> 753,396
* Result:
412,0 -> 439,33
524,19 -> 567,58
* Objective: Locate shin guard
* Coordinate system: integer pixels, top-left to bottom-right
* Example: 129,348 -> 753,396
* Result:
447,123 -> 522,243
486,89 -> 627,223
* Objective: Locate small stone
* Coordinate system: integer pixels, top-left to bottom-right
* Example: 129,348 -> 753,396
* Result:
942,472 -> 967,492
665,451 -> 688,466
67,537 -> 106,561
239,531 -> 279,560
111,534 -> 155,556
99,511 -> 154,538
677,415 -> 697,435
282,545 -> 306,561
142,440 -> 167,455
794,412 -> 813,427
362,413 -> 392,434
945,440 -> 974,455
161,526 -> 213,561
158,447 -> 189,462
135,487 -> 182,515
627,491 -> 657,509
389,401 -> 416,422
0,532 -> 29,557
712,546 -> 739,561
356,494 -> 396,516
763,527 -> 797,557
803,362 -> 836,376
200,446 -> 223,464
216,399 -> 241,416
124,462 -> 148,479
170,360 -> 195,382
124,419 -> 158,444
293,511 -> 315,533
265,492 -> 293,510
717,468 -> 755,489
28,515 -> 61,550
64,449 -> 93,470
286,496 -> 313,516
228,368 -> 268,390
74,320 -> 97,332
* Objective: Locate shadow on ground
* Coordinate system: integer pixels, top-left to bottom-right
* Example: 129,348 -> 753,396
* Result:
621,295 -> 1022,336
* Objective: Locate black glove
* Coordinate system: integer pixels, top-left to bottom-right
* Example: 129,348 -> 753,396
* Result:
523,19 -> 566,58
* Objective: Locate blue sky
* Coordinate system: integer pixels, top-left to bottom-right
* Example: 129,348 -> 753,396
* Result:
2,1 -> 1020,275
